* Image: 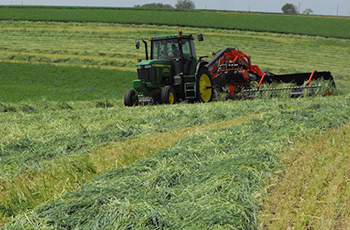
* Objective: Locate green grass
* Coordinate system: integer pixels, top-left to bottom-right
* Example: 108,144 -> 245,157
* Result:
2,94 -> 350,229
0,21 -> 349,94
0,6 -> 350,38
0,62 -> 134,102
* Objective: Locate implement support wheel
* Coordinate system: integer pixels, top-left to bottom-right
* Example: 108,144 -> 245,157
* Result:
197,68 -> 214,102
161,85 -> 177,104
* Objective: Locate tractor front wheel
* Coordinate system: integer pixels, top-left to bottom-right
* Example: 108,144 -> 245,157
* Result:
161,86 -> 177,104
124,89 -> 138,107
197,68 -> 214,102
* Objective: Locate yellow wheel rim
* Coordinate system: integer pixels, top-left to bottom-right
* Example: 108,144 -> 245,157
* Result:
199,74 -> 212,102
169,92 -> 175,104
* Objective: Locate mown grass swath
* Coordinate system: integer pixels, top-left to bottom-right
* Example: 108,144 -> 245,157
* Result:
0,6 -> 350,39
0,98 -> 288,183
2,94 -> 350,229
0,98 -> 290,224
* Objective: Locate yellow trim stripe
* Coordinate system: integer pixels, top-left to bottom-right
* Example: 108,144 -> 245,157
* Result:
153,64 -> 171,68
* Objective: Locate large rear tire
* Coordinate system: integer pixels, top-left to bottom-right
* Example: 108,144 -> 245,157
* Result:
124,89 -> 138,107
197,68 -> 214,102
161,86 -> 177,105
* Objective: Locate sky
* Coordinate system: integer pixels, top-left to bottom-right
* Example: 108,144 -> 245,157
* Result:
1,0 -> 350,16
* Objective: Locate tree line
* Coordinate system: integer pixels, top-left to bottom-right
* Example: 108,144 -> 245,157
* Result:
282,3 -> 313,15
134,1 -> 316,15
135,0 -> 195,9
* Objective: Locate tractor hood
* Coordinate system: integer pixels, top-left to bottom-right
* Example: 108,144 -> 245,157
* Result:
134,58 -> 173,96
137,59 -> 171,67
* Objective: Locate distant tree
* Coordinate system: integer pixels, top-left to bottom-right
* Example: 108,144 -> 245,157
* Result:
175,0 -> 195,10
134,3 -> 174,9
282,3 -> 298,14
303,8 -> 313,15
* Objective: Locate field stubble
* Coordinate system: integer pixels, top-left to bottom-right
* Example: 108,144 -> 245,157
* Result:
260,124 -> 350,229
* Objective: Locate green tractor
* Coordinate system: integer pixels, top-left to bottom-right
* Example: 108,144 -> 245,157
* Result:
124,30 -> 214,106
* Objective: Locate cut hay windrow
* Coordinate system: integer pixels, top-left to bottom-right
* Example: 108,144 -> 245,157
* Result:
0,98 -> 293,225
3,94 -> 350,229
0,98 -> 285,178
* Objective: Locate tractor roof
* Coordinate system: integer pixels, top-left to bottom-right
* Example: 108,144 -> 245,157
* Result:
150,34 -> 194,41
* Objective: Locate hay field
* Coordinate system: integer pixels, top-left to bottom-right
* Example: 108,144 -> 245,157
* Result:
0,18 -> 350,229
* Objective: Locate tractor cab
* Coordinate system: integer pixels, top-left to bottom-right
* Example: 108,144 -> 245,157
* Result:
150,33 -> 197,75
124,30 -> 213,106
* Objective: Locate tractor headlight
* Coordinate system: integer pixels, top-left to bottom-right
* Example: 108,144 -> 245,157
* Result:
144,65 -> 152,69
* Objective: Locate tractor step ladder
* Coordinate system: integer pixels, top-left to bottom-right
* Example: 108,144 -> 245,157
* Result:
184,82 -> 196,99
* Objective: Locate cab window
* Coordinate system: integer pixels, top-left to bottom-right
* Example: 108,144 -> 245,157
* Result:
190,40 -> 196,58
151,38 -> 195,59
152,39 -> 180,60
181,39 -> 191,59
152,40 -> 166,59
167,41 -> 180,59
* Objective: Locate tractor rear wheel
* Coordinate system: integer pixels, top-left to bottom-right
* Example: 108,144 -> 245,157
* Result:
161,86 -> 177,104
197,68 -> 214,102
124,89 -> 138,107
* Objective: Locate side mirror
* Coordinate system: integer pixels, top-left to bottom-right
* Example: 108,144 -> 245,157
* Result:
135,41 -> 140,49
197,34 -> 204,42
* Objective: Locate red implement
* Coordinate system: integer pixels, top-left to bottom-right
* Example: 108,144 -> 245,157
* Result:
205,48 -> 335,98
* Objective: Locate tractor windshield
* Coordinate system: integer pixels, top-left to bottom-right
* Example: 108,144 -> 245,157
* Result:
151,38 -> 196,60
151,39 -> 180,60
